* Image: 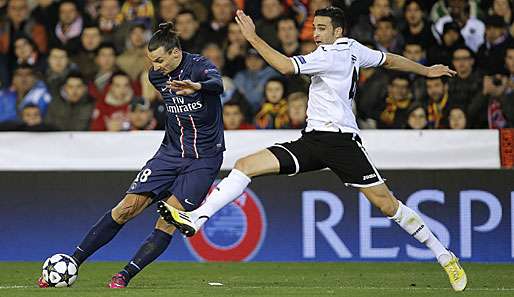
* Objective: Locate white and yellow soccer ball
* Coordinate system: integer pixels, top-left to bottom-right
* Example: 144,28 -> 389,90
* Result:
42,254 -> 78,287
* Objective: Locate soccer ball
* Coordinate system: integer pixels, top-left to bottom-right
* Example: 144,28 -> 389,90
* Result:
42,254 -> 78,287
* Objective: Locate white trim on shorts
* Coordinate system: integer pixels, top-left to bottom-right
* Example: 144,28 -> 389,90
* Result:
346,136 -> 385,188
271,144 -> 300,176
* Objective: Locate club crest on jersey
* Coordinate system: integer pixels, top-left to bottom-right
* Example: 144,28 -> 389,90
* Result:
185,182 -> 267,261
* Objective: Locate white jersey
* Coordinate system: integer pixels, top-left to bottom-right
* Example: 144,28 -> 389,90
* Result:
290,37 -> 385,134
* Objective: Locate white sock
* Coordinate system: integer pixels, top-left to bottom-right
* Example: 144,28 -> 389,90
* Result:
191,169 -> 251,228
389,201 -> 450,265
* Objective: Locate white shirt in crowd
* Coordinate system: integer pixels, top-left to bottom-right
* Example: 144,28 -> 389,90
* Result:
433,16 -> 485,52
290,37 -> 385,135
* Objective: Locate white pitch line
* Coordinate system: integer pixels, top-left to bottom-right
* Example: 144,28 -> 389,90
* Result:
0,285 -> 30,289
204,286 -> 514,292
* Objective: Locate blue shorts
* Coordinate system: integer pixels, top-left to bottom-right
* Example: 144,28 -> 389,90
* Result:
126,151 -> 223,211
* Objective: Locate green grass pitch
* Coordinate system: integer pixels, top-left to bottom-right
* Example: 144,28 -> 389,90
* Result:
1,262 -> 513,297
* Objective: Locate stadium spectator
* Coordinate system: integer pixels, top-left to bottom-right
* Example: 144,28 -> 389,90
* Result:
120,0 -> 155,30
428,21 -> 466,65
376,74 -> 413,129
128,97 -> 157,130
45,46 -> 77,97
350,0 -> 392,43
425,77 -> 450,128
117,23 -> 150,81
403,41 -> 427,101
90,71 -> 135,131
223,99 -> 254,130
374,16 -> 403,54
448,46 -> 482,108
89,43 -> 118,103
0,64 -> 51,123
255,0 -> 284,50
430,0 -> 481,23
468,71 -> 514,128
175,10 -> 203,54
402,0 -> 436,49
286,91 -> 307,129
45,72 -> 94,131
277,17 -> 301,56
0,103 -> 56,131
0,0 -> 48,55
299,0 -> 331,41
98,0 -> 129,52
12,34 -> 47,75
176,0 -> 209,23
233,48 -> 278,114
198,0 -> 234,46
73,24 -> 102,82
201,43 -> 225,75
476,15 -> 512,75
156,0 -> 182,25
255,77 -> 289,129
223,22 -> 248,77
50,0 -> 84,55
448,105 -> 468,129
433,0 -> 485,52
490,0 -> 513,25
506,46 -> 514,93
31,0 -> 59,33
405,103 -> 428,129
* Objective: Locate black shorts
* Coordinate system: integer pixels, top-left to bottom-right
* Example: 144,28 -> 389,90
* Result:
267,131 -> 384,188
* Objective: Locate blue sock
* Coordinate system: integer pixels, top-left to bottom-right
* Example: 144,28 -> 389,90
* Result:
119,229 -> 172,281
72,211 -> 124,265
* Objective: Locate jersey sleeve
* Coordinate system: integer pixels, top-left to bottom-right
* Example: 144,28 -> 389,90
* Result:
193,57 -> 223,94
354,41 -> 386,68
290,47 -> 331,75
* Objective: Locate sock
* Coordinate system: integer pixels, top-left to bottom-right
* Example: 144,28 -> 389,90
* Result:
119,229 -> 172,281
72,211 -> 124,265
191,169 -> 251,228
388,201 -> 450,265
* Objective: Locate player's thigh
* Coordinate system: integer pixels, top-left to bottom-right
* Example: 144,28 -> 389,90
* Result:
168,155 -> 223,211
321,133 -> 385,187
266,136 -> 325,176
234,149 -> 280,177
126,156 -> 180,198
360,183 -> 399,217
111,193 -> 153,223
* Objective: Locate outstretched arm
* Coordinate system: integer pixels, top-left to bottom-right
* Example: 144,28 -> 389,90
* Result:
383,53 -> 456,77
235,10 -> 295,75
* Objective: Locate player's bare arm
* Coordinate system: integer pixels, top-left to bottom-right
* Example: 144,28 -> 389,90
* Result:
235,10 -> 295,75
382,53 -> 457,78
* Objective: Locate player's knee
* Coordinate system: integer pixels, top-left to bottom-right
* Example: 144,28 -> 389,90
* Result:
112,195 -> 148,224
234,157 -> 253,176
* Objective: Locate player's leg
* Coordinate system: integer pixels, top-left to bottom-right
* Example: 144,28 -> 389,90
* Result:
159,137 -> 325,236
322,133 -> 466,291
360,183 -> 467,291
109,197 -> 181,288
71,193 -> 152,266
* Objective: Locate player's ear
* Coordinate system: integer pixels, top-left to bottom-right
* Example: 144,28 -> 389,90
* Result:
170,47 -> 181,57
334,27 -> 343,38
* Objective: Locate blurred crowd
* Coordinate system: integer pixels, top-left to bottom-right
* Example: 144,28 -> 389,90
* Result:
0,0 -> 513,132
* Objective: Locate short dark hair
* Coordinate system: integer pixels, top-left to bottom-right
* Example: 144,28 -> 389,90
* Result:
388,72 -> 410,85
403,0 -> 425,12
95,42 -> 116,56
110,70 -> 130,82
451,45 -> 475,59
177,9 -> 198,21
148,22 -> 181,52
65,72 -> 85,83
376,16 -> 396,28
314,6 -> 346,31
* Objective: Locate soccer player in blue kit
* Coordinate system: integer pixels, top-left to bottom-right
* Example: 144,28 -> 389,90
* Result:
37,22 -> 225,288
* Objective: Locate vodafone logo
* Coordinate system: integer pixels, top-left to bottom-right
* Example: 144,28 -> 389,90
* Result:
185,183 -> 267,261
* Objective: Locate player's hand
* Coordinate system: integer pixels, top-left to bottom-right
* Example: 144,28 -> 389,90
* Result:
167,80 -> 201,95
426,65 -> 456,78
235,10 -> 257,42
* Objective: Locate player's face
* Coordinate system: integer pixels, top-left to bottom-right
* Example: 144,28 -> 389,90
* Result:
312,16 -> 341,45
148,46 -> 182,75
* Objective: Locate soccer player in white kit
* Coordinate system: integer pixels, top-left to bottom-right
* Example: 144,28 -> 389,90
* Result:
157,6 -> 467,291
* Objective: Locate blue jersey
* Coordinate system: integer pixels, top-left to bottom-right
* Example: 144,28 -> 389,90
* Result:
149,52 -> 225,158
